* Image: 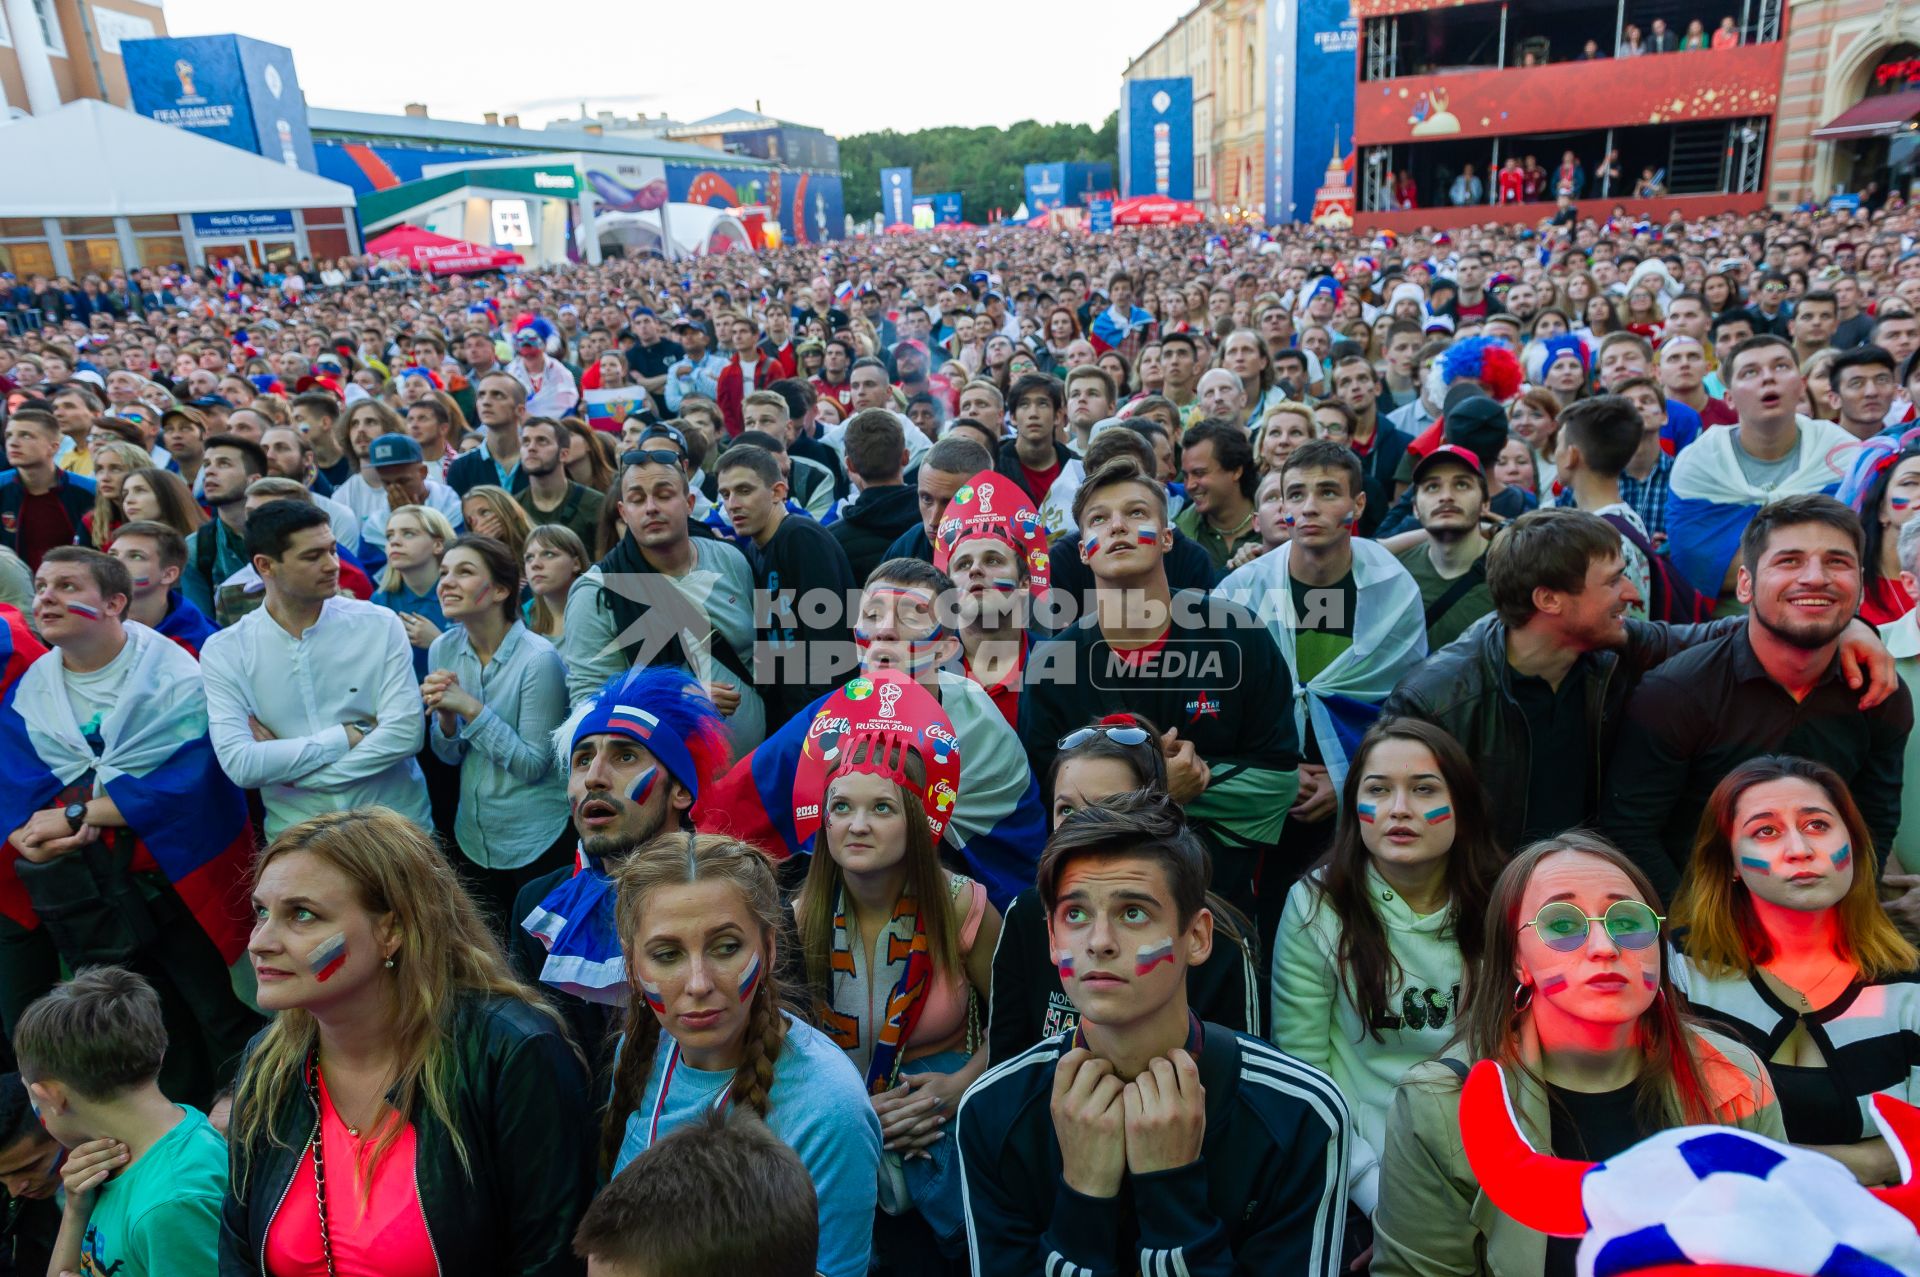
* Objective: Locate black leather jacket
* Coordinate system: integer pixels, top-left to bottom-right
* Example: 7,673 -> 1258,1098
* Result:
219,993 -> 594,1277
1380,613 -> 1736,854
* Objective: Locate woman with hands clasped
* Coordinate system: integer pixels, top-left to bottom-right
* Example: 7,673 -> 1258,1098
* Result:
790,672 -> 1000,1271
1669,755 -> 1920,1185
422,535 -> 572,937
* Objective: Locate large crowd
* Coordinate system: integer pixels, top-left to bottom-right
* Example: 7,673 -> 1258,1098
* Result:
0,185 -> 1918,1277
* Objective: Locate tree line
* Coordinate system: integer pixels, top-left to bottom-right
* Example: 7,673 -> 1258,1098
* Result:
838,113 -> 1119,223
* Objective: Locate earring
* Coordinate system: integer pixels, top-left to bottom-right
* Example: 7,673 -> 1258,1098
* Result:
384,957 -> 396,970
1512,980 -> 1533,1011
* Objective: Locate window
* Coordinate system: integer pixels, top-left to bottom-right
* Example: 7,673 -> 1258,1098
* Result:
137,236 -> 185,270
69,238 -> 122,274
32,0 -> 64,57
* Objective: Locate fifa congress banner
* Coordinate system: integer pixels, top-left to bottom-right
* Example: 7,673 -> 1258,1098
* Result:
880,168 -> 915,227
124,35 -> 316,171
1120,78 -> 1194,200
1264,0 -> 1358,224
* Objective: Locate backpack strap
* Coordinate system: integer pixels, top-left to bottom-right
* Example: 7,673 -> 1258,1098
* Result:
1424,558 -> 1488,631
1435,1056 -> 1470,1081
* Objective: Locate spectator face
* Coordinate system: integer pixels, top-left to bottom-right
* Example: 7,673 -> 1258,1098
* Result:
1515,851 -> 1660,1028
624,876 -> 768,1063
1333,362 -> 1378,414
1713,320 -> 1756,367
853,579 -> 953,674
383,511 -> 443,574
824,776 -> 920,868
32,558 -> 121,644
1012,387 -> 1058,446
849,364 -> 891,411
1597,342 -> 1649,390
1260,413 -> 1312,473
1657,341 -> 1708,396
519,421 -> 566,478
0,1125 -> 60,1203
1728,343 -> 1806,430
1354,736 -> 1458,868
616,462 -> 691,551
1415,459 -> 1486,537
1739,518 -> 1861,650
1621,384 -> 1667,436
569,732 -> 679,856
1792,299 -> 1836,346
120,473 -> 161,522
1045,850 -> 1203,1030
1881,457 -> 1920,535
261,428 -> 310,481
1197,369 -> 1245,420
200,446 -> 255,506
1729,776 -> 1855,914
108,533 -> 170,598
1531,311 -> 1569,340
1831,359 -> 1897,427
1494,437 -> 1537,492
1313,406 -> 1350,445
475,376 -> 521,429
1066,376 -> 1115,432
948,534 -> 1024,630
1876,315 -> 1920,366
957,385 -> 1001,427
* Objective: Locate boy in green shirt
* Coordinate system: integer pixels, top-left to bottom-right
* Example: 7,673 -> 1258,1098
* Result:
15,966 -> 226,1277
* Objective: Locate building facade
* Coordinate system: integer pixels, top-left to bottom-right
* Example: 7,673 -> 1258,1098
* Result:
0,0 -> 166,117
1125,0 -> 1277,213
1771,0 -> 1920,207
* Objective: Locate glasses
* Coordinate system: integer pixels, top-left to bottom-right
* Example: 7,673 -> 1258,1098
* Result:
1058,725 -> 1152,750
1521,900 -> 1664,953
621,449 -> 684,469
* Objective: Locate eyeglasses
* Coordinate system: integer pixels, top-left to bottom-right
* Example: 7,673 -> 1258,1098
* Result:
621,449 -> 684,470
1058,725 -> 1152,750
1520,899 -> 1664,953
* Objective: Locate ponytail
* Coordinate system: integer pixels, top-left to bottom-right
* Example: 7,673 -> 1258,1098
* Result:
602,990 -> 664,1172
730,966 -> 788,1118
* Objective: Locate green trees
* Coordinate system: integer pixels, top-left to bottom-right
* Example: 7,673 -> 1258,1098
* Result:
839,113 -> 1119,222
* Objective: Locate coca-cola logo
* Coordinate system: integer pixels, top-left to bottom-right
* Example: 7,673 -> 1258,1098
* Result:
931,779 -> 957,812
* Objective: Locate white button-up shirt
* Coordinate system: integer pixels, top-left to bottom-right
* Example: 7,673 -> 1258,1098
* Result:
202,595 -> 431,838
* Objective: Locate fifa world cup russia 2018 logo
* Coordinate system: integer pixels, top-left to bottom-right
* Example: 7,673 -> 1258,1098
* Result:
175,60 -> 197,98
877,682 -> 903,719
975,482 -> 996,514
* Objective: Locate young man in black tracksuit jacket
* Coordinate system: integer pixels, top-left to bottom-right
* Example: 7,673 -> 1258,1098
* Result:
958,796 -> 1350,1277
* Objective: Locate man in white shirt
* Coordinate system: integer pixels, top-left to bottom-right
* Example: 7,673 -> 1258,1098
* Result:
201,500 -> 432,838
507,327 -> 579,419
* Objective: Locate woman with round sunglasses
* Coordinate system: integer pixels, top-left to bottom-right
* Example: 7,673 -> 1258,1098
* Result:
1669,755 -> 1920,1186
1271,718 -> 1503,1234
1373,833 -> 1783,1277
984,713 -> 1261,1064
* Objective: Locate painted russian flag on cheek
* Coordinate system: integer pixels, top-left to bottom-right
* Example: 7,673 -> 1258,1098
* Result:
64,601 -> 102,621
1082,534 -> 1102,557
308,933 -> 348,983
1355,803 -> 1376,824
640,979 -> 668,1015
1134,938 -> 1175,976
1054,949 -> 1075,981
1424,806 -> 1452,825
627,765 -> 659,806
1134,524 -> 1158,545
736,951 -> 762,1002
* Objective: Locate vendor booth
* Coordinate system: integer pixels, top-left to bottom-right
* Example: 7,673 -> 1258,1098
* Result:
0,99 -> 359,276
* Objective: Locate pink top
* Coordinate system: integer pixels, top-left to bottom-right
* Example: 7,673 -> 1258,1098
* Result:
904,876 -> 987,1063
264,1070 -> 438,1277
1711,26 -> 1739,48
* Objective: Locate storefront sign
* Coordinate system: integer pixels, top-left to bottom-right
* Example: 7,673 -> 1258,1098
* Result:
190,210 -> 296,235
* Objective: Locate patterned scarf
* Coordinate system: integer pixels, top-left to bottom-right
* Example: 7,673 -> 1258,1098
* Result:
819,886 -> 934,1094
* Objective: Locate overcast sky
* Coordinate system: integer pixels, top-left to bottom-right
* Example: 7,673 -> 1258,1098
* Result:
160,0 -> 1178,137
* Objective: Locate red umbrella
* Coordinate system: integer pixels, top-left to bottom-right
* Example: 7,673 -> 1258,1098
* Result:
366,224 -> 526,275
1110,196 -> 1205,226
882,222 -> 918,236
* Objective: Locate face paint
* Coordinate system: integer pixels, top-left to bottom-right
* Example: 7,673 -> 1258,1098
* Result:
307,932 -> 349,982
626,765 -> 659,806
1134,938 -> 1176,976
129,575 -> 152,589
736,951 -> 763,1002
1832,844 -> 1852,870
64,601 -> 102,620
1134,524 -> 1159,545
1641,970 -> 1659,991
1423,805 -> 1453,825
1082,533 -> 1102,557
1054,949 -> 1075,981
640,978 -> 667,1014
1892,496 -> 1914,511
1737,855 -> 1771,875
1355,802 -> 1376,823
1537,974 -> 1569,997
988,577 -> 1020,593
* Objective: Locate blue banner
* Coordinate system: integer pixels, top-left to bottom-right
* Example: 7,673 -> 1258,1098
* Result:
190,210 -> 295,236
1121,78 -> 1194,200
929,192 -> 964,225
1265,0 -> 1357,224
1089,199 -> 1114,233
666,165 -> 845,243
880,168 -> 915,226
1024,163 -> 1066,215
124,35 -> 315,172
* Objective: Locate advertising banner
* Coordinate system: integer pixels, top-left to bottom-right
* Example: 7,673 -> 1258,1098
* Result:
1024,163 -> 1067,214
124,35 -> 315,171
1265,0 -> 1358,224
880,168 -> 915,226
1120,78 -> 1194,199
667,166 -> 843,243
929,192 -> 964,224
1089,199 -> 1114,233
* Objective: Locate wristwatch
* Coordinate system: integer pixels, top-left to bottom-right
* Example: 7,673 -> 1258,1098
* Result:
63,802 -> 87,833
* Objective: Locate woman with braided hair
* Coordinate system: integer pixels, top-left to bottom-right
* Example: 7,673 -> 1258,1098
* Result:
606,832 -> 880,1277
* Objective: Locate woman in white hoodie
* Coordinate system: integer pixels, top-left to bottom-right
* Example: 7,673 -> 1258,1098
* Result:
1271,717 -> 1505,1249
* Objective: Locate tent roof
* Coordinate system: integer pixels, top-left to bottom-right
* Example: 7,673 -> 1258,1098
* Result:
0,99 -> 356,218
1814,89 -> 1920,141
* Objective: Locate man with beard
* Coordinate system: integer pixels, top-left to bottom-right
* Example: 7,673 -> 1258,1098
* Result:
891,338 -> 955,420
1602,496 -> 1913,904
180,435 -> 265,619
1393,444 -> 1496,648
514,416 -> 603,549
511,667 -> 730,1083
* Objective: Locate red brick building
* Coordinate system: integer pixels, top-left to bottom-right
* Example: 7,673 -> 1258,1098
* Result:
1770,0 -> 1920,208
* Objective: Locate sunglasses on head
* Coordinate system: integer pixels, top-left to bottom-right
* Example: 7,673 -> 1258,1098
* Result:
1521,899 -> 1663,953
1057,725 -> 1152,750
621,449 -> 683,469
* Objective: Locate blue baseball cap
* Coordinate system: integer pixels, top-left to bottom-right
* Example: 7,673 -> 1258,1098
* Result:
367,433 -> 425,467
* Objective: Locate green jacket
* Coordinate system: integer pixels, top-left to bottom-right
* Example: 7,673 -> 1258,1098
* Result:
1372,1024 -> 1783,1277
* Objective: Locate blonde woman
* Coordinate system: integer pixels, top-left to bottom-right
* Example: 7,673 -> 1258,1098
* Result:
523,523 -> 588,641
84,440 -> 156,546
460,484 -> 533,568
224,808 -> 593,1275
373,504 -> 457,679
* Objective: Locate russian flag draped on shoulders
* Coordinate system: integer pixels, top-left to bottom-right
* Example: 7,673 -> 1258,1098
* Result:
1666,416 -> 1853,599
0,621 -> 252,963
693,669 -> 1045,909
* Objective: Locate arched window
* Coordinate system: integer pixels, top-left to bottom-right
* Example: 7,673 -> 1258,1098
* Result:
1244,42 -> 1257,113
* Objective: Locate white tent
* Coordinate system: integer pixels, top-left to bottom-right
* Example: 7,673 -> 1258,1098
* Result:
577,204 -> 751,258
0,98 -> 355,217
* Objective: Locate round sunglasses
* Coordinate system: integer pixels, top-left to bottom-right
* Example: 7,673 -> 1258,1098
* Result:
1521,899 -> 1664,953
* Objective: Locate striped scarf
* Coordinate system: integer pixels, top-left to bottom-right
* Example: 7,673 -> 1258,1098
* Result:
820,888 -> 934,1094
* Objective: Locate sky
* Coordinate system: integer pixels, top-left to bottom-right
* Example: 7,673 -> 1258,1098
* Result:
159,0 -> 1182,137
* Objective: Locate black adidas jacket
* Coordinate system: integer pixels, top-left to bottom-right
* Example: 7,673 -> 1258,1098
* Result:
957,1021 -> 1350,1276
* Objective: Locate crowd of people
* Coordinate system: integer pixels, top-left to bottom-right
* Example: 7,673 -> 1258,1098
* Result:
0,184 -> 1918,1276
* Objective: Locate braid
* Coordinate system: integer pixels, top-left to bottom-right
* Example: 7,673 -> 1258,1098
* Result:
601,990 -> 663,1172
730,965 -> 788,1117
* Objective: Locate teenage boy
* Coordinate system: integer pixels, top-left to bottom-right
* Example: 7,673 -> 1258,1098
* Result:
0,409 -> 94,572
107,520 -> 216,655
997,373 -> 1074,506
17,967 -> 225,1277
0,1072 -> 62,1274
1827,345 -> 1901,442
957,798 -> 1351,1276
181,433 -> 266,618
1021,458 -> 1300,915
715,443 -> 856,725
